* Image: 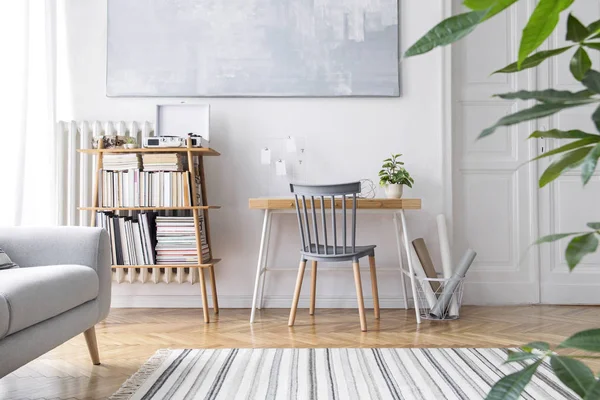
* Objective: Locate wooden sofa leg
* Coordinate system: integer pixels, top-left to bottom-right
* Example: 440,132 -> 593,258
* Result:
84,326 -> 101,365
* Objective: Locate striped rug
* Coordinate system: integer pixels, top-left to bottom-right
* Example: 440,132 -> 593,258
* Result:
110,348 -> 576,400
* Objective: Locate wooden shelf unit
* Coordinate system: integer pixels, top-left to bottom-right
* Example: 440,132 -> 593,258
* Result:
111,259 -> 221,269
79,206 -> 220,211
85,138 -> 220,322
78,147 -> 220,155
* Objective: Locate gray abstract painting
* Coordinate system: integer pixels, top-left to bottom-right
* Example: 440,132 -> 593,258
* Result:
107,0 -> 399,97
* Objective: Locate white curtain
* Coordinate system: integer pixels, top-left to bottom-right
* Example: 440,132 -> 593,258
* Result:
0,1 -> 57,226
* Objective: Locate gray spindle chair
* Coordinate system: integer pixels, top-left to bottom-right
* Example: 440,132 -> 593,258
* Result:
288,182 -> 380,332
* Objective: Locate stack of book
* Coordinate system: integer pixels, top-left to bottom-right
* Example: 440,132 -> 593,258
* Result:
155,216 -> 210,265
96,212 -> 156,266
103,154 -> 142,171
99,170 -> 192,207
142,153 -> 183,172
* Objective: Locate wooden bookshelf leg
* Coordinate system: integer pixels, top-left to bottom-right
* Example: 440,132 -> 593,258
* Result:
209,265 -> 219,314
199,268 -> 210,323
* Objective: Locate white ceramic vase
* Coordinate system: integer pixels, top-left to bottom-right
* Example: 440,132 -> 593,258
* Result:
384,184 -> 404,198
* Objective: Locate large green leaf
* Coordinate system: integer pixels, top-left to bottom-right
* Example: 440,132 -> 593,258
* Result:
485,360 -> 543,400
566,14 -> 590,42
582,143 -> 600,184
530,129 -> 600,139
550,355 -> 596,397
559,329 -> 600,352
495,89 -> 593,103
494,46 -> 573,73
518,0 -> 575,67
479,102 -> 595,139
522,342 -> 551,352
566,233 -> 599,270
582,69 -> 600,94
505,350 -> 541,364
592,105 -> 600,132
404,10 -> 488,57
570,47 -> 592,81
463,0 -> 519,20
532,137 -> 600,161
539,147 -> 593,187
588,222 -> 600,230
584,381 -> 600,400
536,232 -> 581,244
584,42 -> 600,51
587,19 -> 600,35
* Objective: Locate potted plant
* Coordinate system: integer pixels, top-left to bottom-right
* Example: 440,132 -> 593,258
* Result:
378,153 -> 414,198
123,136 -> 137,149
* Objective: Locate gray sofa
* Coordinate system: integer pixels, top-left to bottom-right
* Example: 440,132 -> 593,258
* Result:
0,227 -> 111,378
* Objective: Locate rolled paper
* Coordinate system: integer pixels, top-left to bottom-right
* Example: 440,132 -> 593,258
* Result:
429,249 -> 477,319
409,246 -> 437,309
437,214 -> 458,315
412,238 -> 440,291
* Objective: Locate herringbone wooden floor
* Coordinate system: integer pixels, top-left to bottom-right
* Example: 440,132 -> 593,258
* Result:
1,306 -> 600,399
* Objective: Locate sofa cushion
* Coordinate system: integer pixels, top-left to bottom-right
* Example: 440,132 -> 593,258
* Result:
0,265 -> 98,339
0,247 -> 18,270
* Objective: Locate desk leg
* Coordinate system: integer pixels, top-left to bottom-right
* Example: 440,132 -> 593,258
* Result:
257,211 -> 273,309
250,210 -> 270,323
399,210 -> 421,324
393,213 -> 409,310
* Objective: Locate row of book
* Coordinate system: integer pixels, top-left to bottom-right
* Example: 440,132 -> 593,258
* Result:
96,212 -> 157,266
103,154 -> 142,171
156,216 -> 210,264
96,212 -> 211,265
103,153 -> 183,172
99,170 -> 192,207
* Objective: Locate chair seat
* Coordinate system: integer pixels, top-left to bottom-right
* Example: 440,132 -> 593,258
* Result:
0,265 -> 99,339
301,244 -> 376,262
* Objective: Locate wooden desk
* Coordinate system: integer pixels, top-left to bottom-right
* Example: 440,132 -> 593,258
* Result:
248,197 -> 423,323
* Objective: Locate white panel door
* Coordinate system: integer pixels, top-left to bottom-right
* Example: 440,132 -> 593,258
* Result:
537,0 -> 600,304
452,0 -> 539,304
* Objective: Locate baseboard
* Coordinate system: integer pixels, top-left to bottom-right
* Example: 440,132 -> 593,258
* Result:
111,295 -> 413,309
463,281 -> 538,305
110,282 -> 539,308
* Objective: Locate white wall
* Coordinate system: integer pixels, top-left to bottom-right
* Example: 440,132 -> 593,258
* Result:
60,0 -> 446,308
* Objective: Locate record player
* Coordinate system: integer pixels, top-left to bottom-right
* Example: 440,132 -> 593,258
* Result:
143,134 -> 207,148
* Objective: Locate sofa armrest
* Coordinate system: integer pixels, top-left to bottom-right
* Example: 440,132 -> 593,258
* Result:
0,227 -> 112,321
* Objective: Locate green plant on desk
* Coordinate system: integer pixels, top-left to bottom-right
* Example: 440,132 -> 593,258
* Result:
406,1 -> 600,399
378,153 -> 414,187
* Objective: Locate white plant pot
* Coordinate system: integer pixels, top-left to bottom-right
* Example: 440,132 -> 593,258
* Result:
384,184 -> 404,198
124,143 -> 137,149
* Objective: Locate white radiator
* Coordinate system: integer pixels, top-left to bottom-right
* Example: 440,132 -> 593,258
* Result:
55,120 -> 201,285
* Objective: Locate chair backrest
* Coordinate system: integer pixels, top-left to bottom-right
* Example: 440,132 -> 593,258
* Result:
290,182 -> 361,256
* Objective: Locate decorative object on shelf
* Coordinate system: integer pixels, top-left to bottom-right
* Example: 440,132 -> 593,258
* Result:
92,135 -> 128,149
358,179 -> 376,199
155,104 -> 210,142
143,136 -> 204,148
378,153 -> 414,199
106,0 -> 399,97
124,136 -> 138,149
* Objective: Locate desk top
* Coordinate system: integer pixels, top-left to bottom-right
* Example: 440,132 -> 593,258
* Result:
249,197 -> 421,210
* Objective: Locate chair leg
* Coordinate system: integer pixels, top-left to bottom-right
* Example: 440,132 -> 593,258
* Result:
288,260 -> 307,326
352,261 -> 367,332
199,267 -> 210,323
83,326 -> 100,365
209,265 -> 219,314
309,261 -> 317,315
369,255 -> 380,319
